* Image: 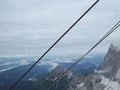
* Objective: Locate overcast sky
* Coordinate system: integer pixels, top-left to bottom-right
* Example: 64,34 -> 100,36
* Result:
0,0 -> 120,57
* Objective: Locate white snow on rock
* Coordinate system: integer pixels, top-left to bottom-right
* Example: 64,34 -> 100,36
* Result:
111,43 -> 120,52
115,68 -> 120,80
28,77 -> 37,81
101,75 -> 120,90
48,62 -> 59,71
77,82 -> 84,88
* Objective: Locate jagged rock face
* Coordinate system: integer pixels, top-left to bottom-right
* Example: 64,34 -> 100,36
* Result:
33,44 -> 120,90
48,65 -> 73,81
45,44 -> 120,90
7,44 -> 120,90
102,44 -> 120,71
79,44 -> 120,90
46,65 -> 85,90
100,44 -> 120,78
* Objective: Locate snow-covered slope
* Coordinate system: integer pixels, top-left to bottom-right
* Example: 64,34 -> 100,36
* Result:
78,44 -> 120,90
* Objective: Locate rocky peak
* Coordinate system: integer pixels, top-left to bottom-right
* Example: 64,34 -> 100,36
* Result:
78,44 -> 120,90
46,65 -> 85,90
47,65 -> 73,82
101,44 -> 120,75
51,65 -> 66,74
111,43 -> 120,52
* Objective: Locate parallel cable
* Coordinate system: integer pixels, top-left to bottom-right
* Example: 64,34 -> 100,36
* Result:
47,21 -> 120,90
10,0 -> 99,90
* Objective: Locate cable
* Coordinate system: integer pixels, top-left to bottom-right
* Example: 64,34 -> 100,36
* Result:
10,0 -> 99,90
47,21 -> 120,90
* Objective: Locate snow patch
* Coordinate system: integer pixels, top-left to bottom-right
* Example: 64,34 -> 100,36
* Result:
48,62 -> 59,71
94,70 -> 106,73
115,68 -> 120,80
38,61 -> 59,71
28,77 -> 37,81
111,43 -> 120,52
101,75 -> 120,90
94,67 -> 112,74
77,82 -> 84,88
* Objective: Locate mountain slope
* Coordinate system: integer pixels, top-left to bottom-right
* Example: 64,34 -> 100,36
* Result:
80,44 -> 120,90
31,65 -> 84,90
43,44 -> 120,90
1,44 -> 119,90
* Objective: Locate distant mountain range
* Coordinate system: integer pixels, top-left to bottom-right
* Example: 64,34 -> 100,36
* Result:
25,43 -> 120,90
0,55 -> 103,90
1,44 -> 120,90
42,43 -> 120,90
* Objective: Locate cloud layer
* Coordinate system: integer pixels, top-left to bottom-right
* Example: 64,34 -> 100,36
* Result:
0,0 -> 120,56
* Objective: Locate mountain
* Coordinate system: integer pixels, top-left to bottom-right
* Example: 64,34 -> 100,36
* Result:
78,43 -> 120,90
0,55 -> 103,90
46,65 -> 84,90
0,64 -> 50,90
11,65 -> 85,90
101,44 -> 120,77
30,43 -> 120,90
2,44 -> 117,90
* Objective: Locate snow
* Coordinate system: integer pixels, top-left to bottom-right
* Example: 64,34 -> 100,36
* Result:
115,68 -> 120,80
94,70 -> 106,73
100,75 -> 120,90
28,77 -> 37,81
48,62 -> 59,71
66,71 -> 73,79
94,67 -> 112,74
38,61 -> 59,71
77,82 -> 84,88
112,43 -> 120,52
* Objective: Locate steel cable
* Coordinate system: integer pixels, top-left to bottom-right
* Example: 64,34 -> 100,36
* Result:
10,0 -> 99,90
47,21 -> 120,90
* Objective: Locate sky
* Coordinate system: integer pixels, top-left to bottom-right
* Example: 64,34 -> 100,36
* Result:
0,0 -> 120,57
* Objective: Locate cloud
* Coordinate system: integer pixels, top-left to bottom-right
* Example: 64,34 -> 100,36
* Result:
48,62 -> 59,71
0,67 -> 16,73
19,60 -> 30,65
0,0 -> 120,56
0,62 -> 13,66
